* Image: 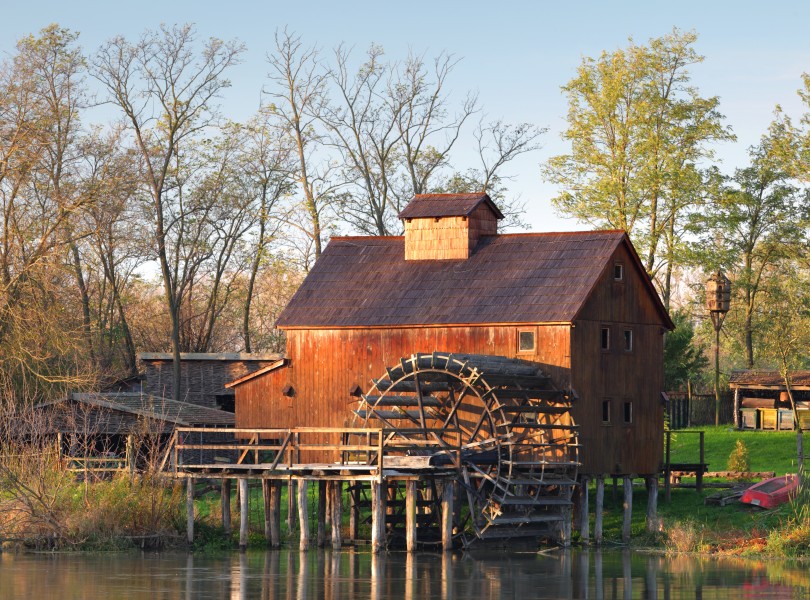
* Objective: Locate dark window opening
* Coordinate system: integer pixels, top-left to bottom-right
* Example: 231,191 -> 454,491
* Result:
624,401 -> 633,424
614,263 -> 624,281
518,330 -> 536,352
624,329 -> 633,352
601,327 -> 610,351
602,399 -> 611,424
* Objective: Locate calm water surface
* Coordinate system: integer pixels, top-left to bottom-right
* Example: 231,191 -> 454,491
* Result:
0,548 -> 807,599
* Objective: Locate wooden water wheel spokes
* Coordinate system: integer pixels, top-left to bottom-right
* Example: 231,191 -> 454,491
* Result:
351,352 -> 580,545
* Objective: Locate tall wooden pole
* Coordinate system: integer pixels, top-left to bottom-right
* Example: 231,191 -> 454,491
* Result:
622,476 -> 632,544
222,478 -> 232,538
186,477 -> 195,545
239,478 -> 249,551
406,479 -> 417,552
298,479 -> 310,551
331,481 -> 343,550
594,476 -> 604,545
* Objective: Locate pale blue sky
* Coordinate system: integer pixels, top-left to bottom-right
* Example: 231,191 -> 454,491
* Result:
3,0 -> 809,231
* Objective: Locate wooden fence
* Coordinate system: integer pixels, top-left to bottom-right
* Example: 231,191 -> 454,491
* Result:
668,392 -> 734,429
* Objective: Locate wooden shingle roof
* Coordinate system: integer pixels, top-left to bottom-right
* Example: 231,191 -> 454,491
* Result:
398,193 -> 504,220
729,370 -> 810,390
277,230 -> 652,328
66,392 -> 235,426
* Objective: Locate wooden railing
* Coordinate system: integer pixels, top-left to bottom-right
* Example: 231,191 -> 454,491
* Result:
160,426 -> 462,477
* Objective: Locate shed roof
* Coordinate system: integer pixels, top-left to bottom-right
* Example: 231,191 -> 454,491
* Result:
397,193 -> 504,220
276,230 -> 671,328
138,352 -> 282,362
61,392 -> 235,426
729,370 -> 810,390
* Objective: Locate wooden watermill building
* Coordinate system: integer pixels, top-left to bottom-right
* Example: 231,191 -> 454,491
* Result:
229,193 -> 673,478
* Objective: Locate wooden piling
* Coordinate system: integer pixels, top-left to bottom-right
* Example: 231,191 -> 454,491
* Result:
349,485 -> 359,540
622,476 -> 632,544
441,481 -> 454,551
645,475 -> 658,533
287,479 -> 297,532
317,480 -> 327,547
406,479 -> 417,552
222,478 -> 232,537
580,476 -> 589,543
269,480 -> 281,547
298,479 -> 310,551
239,478 -> 249,551
186,477 -> 195,545
370,481 -> 386,554
261,479 -> 271,543
595,475 -> 604,545
331,481 -> 342,549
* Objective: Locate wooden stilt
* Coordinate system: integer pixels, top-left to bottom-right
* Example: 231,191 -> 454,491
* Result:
331,481 -> 342,549
441,481 -> 454,551
287,479 -> 296,532
595,475 -> 604,545
580,476 -> 590,543
370,481 -> 386,554
406,479 -> 417,552
622,476 -> 632,544
269,480 -> 281,547
239,478 -> 249,551
186,477 -> 195,545
317,480 -> 327,547
349,485 -> 359,540
262,479 -> 271,543
298,479 -> 310,551
222,478 -> 232,538
645,475 -> 658,534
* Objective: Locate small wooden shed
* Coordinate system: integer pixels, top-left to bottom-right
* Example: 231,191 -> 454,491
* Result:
729,370 -> 810,430
229,193 -> 673,478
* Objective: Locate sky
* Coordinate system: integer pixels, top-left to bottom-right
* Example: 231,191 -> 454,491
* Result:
2,0 -> 810,232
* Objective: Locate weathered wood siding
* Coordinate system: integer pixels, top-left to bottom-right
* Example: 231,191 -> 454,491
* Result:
570,243 -> 666,475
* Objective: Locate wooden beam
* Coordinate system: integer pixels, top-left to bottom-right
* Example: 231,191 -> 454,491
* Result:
222,478 -> 232,538
239,478 -> 249,551
317,480 -> 327,547
579,476 -> 589,543
331,481 -> 342,550
594,476 -> 604,546
406,479 -> 417,552
298,479 -> 310,551
622,476 -> 633,544
646,476 -> 658,534
441,481 -> 454,551
371,481 -> 386,554
186,477 -> 194,546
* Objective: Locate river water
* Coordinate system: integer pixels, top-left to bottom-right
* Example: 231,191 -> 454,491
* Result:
0,547 -> 806,599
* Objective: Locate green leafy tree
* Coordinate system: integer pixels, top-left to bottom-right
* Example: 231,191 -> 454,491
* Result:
664,309 -> 709,390
545,28 -> 733,308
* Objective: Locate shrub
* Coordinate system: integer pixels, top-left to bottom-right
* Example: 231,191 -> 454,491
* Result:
728,439 -> 750,472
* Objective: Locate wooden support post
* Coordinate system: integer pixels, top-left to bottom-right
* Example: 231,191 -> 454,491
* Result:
370,481 -> 386,554
298,479 -> 310,551
733,388 -> 740,429
261,479 -> 271,544
331,481 -> 342,550
594,476 -> 604,545
622,476 -> 632,544
269,480 -> 281,547
186,477 -> 195,546
126,434 -> 135,478
441,481 -> 454,551
287,479 -> 297,532
646,476 -> 658,534
580,476 -> 590,543
697,431 -> 705,494
664,431 -> 671,503
222,478 -> 232,537
349,485 -> 359,540
239,478 -> 249,551
406,479 -> 417,552
317,480 -> 327,547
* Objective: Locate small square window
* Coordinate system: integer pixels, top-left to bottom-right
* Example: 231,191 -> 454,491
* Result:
623,401 -> 633,424
518,330 -> 535,352
613,263 -> 624,281
601,327 -> 610,351
623,329 -> 633,352
602,399 -> 611,424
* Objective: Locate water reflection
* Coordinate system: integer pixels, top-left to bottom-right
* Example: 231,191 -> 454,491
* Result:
0,547 -> 808,599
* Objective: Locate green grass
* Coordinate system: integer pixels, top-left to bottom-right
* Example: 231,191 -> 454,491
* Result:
667,426 -> 800,475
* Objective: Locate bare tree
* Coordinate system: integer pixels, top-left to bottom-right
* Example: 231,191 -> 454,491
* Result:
94,24 -> 244,400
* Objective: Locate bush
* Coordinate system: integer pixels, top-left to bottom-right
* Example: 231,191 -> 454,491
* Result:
728,439 -> 750,472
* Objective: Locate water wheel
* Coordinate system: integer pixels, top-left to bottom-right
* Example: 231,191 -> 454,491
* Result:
350,352 -> 579,546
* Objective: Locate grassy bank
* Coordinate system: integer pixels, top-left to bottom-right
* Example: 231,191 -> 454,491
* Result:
587,426 -> 809,557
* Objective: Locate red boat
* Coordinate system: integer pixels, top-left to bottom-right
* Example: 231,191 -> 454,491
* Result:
740,474 -> 799,509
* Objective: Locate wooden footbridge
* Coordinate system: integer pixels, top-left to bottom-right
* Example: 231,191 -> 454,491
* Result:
163,353 -> 580,552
